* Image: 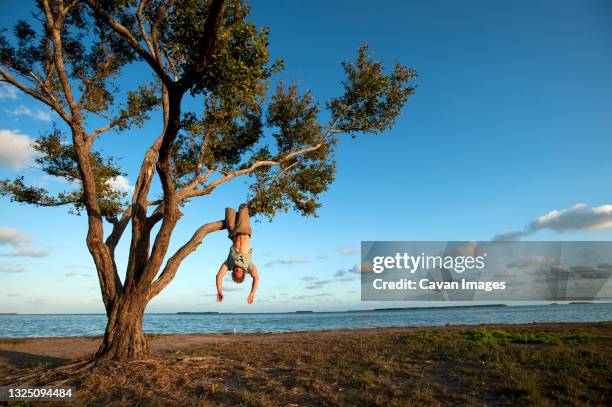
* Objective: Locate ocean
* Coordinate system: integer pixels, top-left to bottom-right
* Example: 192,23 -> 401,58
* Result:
1,303 -> 611,338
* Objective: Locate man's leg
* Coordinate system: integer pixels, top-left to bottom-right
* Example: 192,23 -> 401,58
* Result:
234,203 -> 253,237
225,207 -> 236,239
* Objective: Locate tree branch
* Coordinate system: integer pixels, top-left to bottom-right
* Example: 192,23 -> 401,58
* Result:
148,0 -> 174,72
177,114 -> 340,200
148,220 -> 225,300
177,0 -> 224,91
0,67 -> 71,123
88,120 -> 116,143
124,85 -> 168,288
179,133 -> 333,200
136,0 -> 155,56
105,205 -> 132,253
84,0 -> 173,87
41,0 -> 122,310
136,0 -> 226,285
42,0 -> 79,117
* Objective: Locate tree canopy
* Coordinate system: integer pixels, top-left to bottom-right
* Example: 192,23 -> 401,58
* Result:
1,1 -> 415,223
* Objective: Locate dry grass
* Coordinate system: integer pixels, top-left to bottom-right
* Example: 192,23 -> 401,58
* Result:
0,322 -> 610,406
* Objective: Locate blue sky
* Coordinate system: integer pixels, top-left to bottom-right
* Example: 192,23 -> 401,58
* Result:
0,0 -> 611,313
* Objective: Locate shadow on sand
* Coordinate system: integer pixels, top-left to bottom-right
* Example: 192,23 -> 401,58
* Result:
0,349 -> 69,369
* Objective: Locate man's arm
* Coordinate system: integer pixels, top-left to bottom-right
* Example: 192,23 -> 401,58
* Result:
247,265 -> 259,304
216,263 -> 229,302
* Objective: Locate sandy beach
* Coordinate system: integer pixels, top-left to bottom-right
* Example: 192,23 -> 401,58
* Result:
1,321 -> 610,406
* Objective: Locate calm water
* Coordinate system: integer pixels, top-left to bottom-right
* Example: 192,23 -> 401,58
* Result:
1,304 -> 611,338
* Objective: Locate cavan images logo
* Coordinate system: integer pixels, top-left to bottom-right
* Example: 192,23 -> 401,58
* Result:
361,241 -> 612,302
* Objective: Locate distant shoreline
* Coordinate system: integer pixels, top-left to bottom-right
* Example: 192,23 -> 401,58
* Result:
1,302 -> 608,316
176,304 -> 510,315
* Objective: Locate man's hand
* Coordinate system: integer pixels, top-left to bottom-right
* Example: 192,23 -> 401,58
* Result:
217,292 -> 224,302
247,293 -> 254,304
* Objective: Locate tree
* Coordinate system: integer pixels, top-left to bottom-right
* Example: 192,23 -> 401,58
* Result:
0,0 -> 416,361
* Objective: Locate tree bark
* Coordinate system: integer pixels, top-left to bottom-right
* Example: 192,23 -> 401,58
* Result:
69,0 -> 226,362
96,291 -> 149,361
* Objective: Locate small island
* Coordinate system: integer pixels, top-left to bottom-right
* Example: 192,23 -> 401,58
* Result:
176,312 -> 220,315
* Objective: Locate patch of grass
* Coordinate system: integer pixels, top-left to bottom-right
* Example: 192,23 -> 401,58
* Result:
240,390 -> 273,407
467,327 -> 559,347
562,333 -> 601,343
508,332 -> 559,345
466,327 -> 510,347
31,360 -> 54,369
409,384 -> 439,406
403,330 -> 444,346
7,401 -> 34,407
0,339 -> 25,345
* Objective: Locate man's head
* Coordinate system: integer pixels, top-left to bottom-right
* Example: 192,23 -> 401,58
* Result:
232,267 -> 246,283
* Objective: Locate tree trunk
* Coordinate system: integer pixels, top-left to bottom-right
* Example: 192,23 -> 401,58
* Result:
96,293 -> 149,361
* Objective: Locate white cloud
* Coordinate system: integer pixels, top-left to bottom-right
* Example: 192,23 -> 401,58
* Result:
0,228 -> 50,258
107,175 -> 134,193
265,256 -> 310,267
305,280 -> 332,289
292,294 -> 310,300
337,263 -> 372,274
5,105 -> 52,122
350,263 -> 365,273
446,241 -> 479,257
301,276 -> 317,281
492,230 -> 528,241
0,264 -> 26,273
65,264 -> 93,270
292,292 -> 333,300
223,283 -> 244,292
0,228 -> 32,247
0,129 -> 37,169
38,174 -> 79,186
507,256 -> 560,269
0,83 -> 18,100
1,247 -> 50,258
494,203 -> 612,241
291,293 -> 333,301
532,203 -> 612,231
337,246 -> 359,255
65,272 -> 90,277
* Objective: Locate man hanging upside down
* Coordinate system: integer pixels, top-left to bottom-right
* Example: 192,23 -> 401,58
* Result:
216,204 -> 260,304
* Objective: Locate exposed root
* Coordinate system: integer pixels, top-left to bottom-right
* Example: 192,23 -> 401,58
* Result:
2,359 -> 97,387
177,356 -> 221,363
